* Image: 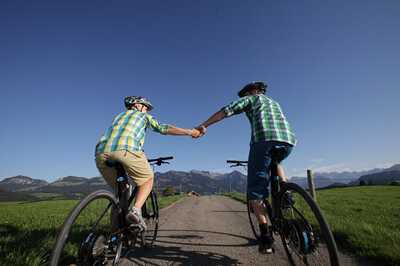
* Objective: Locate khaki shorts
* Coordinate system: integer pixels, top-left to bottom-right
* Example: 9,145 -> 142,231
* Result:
95,150 -> 154,189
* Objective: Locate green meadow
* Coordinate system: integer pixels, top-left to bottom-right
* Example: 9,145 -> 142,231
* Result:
0,194 -> 184,266
224,186 -> 400,266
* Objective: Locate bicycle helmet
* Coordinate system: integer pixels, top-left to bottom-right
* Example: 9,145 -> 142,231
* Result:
238,81 -> 267,97
124,96 -> 154,111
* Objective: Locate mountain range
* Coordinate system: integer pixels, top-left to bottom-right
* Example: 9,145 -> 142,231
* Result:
290,164 -> 400,189
0,164 -> 399,201
0,170 -> 247,201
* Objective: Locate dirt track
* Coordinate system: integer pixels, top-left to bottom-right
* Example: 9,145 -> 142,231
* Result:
120,196 -> 374,265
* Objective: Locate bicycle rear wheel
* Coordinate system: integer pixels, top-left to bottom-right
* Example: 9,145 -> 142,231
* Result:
278,182 -> 339,266
50,190 -> 121,266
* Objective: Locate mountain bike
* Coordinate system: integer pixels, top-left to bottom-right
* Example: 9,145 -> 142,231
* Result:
227,159 -> 340,266
50,156 -> 173,266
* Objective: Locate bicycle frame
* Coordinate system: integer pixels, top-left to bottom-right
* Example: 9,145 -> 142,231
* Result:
111,156 -> 174,231
227,160 -> 285,234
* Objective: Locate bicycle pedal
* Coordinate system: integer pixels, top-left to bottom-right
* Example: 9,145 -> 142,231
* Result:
129,223 -> 146,232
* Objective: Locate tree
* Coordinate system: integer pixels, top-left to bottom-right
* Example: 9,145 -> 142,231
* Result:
390,181 -> 400,186
162,185 -> 176,196
359,180 -> 366,186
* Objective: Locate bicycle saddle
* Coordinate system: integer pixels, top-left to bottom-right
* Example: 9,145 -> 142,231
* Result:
105,159 -> 126,177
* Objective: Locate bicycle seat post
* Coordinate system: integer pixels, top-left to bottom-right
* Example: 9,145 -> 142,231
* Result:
112,163 -> 130,216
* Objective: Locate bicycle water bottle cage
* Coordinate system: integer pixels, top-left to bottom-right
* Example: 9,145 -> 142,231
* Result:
117,176 -> 126,182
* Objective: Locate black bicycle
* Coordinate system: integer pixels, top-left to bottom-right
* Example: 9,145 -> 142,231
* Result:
50,156 -> 173,266
227,159 -> 339,266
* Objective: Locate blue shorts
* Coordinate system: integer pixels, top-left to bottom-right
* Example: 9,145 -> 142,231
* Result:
247,141 -> 293,200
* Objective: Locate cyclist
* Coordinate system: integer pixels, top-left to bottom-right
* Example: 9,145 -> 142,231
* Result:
95,96 -> 200,230
196,81 -> 296,253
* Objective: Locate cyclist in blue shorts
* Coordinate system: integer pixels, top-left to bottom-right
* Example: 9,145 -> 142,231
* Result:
196,81 -> 297,253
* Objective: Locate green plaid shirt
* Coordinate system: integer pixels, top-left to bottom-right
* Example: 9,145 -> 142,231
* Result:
222,94 -> 297,146
95,110 -> 169,154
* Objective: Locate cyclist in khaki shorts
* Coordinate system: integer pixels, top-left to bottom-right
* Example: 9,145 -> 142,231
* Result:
95,96 -> 200,229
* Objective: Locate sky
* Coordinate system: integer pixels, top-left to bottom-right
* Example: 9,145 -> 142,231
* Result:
1,0 -> 399,181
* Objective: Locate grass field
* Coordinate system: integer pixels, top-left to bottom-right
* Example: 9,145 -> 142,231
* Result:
224,186 -> 400,266
0,194 -> 184,266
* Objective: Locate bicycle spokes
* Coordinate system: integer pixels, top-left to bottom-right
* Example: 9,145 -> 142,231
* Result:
141,191 -> 159,247
279,185 -> 338,266
58,198 -> 115,265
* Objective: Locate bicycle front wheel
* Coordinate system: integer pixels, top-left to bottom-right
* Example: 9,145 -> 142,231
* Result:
247,195 -> 275,242
127,189 -> 159,248
142,190 -> 159,247
50,190 -> 120,266
278,182 -> 339,266
247,196 -> 261,241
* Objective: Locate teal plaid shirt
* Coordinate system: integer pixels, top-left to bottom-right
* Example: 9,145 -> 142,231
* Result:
95,110 -> 169,154
222,94 -> 297,146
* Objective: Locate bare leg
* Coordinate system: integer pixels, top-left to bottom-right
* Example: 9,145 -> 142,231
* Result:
252,199 -> 274,253
133,177 -> 154,209
252,165 -> 287,226
251,200 -> 268,224
277,164 -> 287,182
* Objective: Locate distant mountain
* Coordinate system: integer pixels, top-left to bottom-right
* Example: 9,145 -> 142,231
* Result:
34,176 -> 109,194
0,190 -> 38,201
155,170 -> 246,194
289,175 -> 346,189
0,175 -> 48,192
385,164 -> 400,172
357,170 -> 400,185
290,163 -> 400,188
2,163 -> 398,201
0,170 -> 247,201
50,176 -> 91,187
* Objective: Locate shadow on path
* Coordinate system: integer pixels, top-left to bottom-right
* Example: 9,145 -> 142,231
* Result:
152,229 -> 257,247
125,245 -> 239,266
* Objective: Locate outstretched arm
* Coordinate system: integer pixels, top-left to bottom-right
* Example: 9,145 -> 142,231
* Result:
147,114 -> 200,138
166,126 -> 200,137
195,110 -> 226,136
195,96 -> 251,136
199,110 -> 226,128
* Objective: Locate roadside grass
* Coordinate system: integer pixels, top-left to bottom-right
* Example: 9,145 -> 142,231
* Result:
0,194 -> 185,266
223,186 -> 400,265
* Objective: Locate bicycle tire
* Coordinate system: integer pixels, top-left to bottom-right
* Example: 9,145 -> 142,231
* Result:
127,189 -> 159,248
247,196 -> 274,241
142,190 -> 159,247
278,182 -> 340,266
246,196 -> 261,241
50,190 -> 120,266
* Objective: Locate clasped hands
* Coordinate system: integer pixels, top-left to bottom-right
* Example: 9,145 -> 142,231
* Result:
190,125 -> 206,139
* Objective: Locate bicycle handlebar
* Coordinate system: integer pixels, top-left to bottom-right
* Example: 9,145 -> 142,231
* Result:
226,160 -> 248,164
148,156 -> 174,166
226,160 -> 248,167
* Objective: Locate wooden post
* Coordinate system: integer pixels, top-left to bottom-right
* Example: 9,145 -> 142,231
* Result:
307,169 -> 317,201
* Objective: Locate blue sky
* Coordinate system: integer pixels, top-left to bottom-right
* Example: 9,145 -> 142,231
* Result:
1,0 -> 399,181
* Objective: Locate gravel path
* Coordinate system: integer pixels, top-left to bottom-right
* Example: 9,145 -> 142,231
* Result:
119,196 -> 375,266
